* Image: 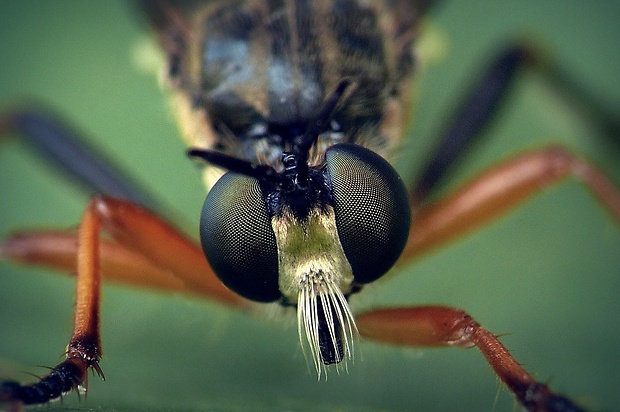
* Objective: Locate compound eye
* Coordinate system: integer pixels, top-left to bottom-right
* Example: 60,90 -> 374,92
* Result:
325,143 -> 411,284
200,172 -> 280,302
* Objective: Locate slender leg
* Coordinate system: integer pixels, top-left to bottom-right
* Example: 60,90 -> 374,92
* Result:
1,231 -> 188,293
356,306 -> 585,412
412,46 -> 529,202
402,145 -> 620,262
1,196 -> 248,307
0,195 -> 249,406
0,199 -> 104,406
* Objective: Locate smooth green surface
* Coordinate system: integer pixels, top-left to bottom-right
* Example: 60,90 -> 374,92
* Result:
0,1 -> 619,411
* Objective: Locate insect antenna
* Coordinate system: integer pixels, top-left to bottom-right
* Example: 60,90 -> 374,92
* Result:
292,79 -> 353,185
187,148 -> 282,186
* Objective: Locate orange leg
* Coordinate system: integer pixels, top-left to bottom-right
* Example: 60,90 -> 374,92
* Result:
402,145 -> 620,262
356,306 -> 584,412
0,196 -> 248,307
0,231 -> 188,293
0,195 -> 249,406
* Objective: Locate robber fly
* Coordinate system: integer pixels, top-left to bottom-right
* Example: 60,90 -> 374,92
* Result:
1,0 -> 619,411
138,0 -> 428,373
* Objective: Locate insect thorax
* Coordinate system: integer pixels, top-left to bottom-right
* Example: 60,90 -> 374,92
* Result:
167,0 -> 417,173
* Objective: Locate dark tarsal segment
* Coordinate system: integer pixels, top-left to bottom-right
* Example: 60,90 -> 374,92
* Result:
0,357 -> 101,405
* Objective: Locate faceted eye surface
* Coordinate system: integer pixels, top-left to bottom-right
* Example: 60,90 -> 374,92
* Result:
200,172 -> 280,302
325,143 -> 411,284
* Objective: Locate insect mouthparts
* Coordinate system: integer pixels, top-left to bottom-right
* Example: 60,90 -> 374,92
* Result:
296,270 -> 358,379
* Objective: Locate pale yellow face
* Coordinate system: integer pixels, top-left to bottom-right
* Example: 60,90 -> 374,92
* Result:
272,204 -> 357,375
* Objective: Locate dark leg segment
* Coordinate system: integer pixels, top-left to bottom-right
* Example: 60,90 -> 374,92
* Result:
1,109 -> 160,210
0,358 -> 93,406
412,46 -> 529,202
357,306 -> 585,412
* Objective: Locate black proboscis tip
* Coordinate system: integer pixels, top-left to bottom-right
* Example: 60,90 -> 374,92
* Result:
317,299 -> 344,365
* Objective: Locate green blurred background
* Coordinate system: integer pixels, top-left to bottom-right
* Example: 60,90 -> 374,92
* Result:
0,1 -> 619,411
